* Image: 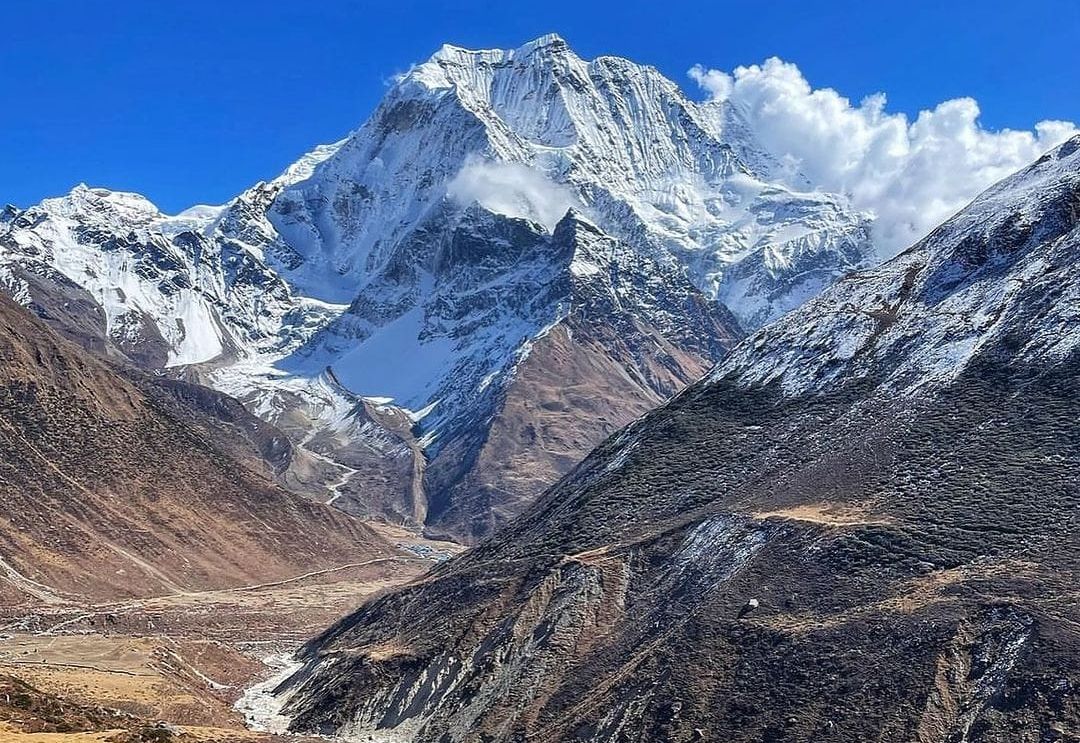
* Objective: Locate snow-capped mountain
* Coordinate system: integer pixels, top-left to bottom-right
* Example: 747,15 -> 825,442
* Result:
0,34 -> 875,540
267,33 -> 872,327
0,178 -> 337,369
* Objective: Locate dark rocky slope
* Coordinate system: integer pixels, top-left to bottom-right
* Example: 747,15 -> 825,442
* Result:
268,140 -> 1080,742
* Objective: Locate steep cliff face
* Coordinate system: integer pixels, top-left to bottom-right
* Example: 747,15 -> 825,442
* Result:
266,139 -> 1080,742
1,35 -> 874,540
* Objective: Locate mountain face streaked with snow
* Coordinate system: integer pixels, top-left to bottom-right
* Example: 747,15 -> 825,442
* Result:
266,33 -> 873,328
0,34 -> 875,540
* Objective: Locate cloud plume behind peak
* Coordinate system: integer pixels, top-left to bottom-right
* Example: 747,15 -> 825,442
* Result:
691,57 -> 1078,254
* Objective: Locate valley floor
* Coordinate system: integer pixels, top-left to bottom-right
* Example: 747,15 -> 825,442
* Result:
0,526 -> 461,743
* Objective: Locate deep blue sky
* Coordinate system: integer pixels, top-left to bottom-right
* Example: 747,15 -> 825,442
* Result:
3,0 -> 1078,213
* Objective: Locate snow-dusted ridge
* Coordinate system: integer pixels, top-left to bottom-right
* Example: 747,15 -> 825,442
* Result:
713,134 -> 1080,396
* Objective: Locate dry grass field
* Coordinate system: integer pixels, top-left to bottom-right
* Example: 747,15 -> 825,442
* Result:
0,524 -> 460,742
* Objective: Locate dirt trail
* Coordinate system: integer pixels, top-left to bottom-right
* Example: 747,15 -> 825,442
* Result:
0,556 -> 436,740
0,520 -> 460,741
102,543 -> 189,595
133,556 -> 410,601
0,557 -> 67,606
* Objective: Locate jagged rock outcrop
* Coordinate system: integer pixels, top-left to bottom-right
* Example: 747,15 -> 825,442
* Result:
413,210 -> 741,540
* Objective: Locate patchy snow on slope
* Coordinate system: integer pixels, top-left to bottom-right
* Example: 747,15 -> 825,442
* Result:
713,135 -> 1080,397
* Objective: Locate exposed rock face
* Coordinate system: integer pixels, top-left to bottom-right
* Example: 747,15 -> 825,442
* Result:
268,139 -> 1080,741
0,293 -> 401,606
416,211 -> 740,540
1,35 -> 875,541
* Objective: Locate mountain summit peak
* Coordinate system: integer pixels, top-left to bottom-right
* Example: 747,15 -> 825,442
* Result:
512,32 -> 570,56
3,34 -> 875,542
427,33 -> 574,70
431,33 -> 569,59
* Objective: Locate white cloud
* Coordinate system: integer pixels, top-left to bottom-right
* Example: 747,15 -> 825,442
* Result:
446,158 -> 579,231
689,58 -> 1078,255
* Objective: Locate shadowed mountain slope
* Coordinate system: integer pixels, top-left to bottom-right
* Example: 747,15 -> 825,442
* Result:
266,139 -> 1080,742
